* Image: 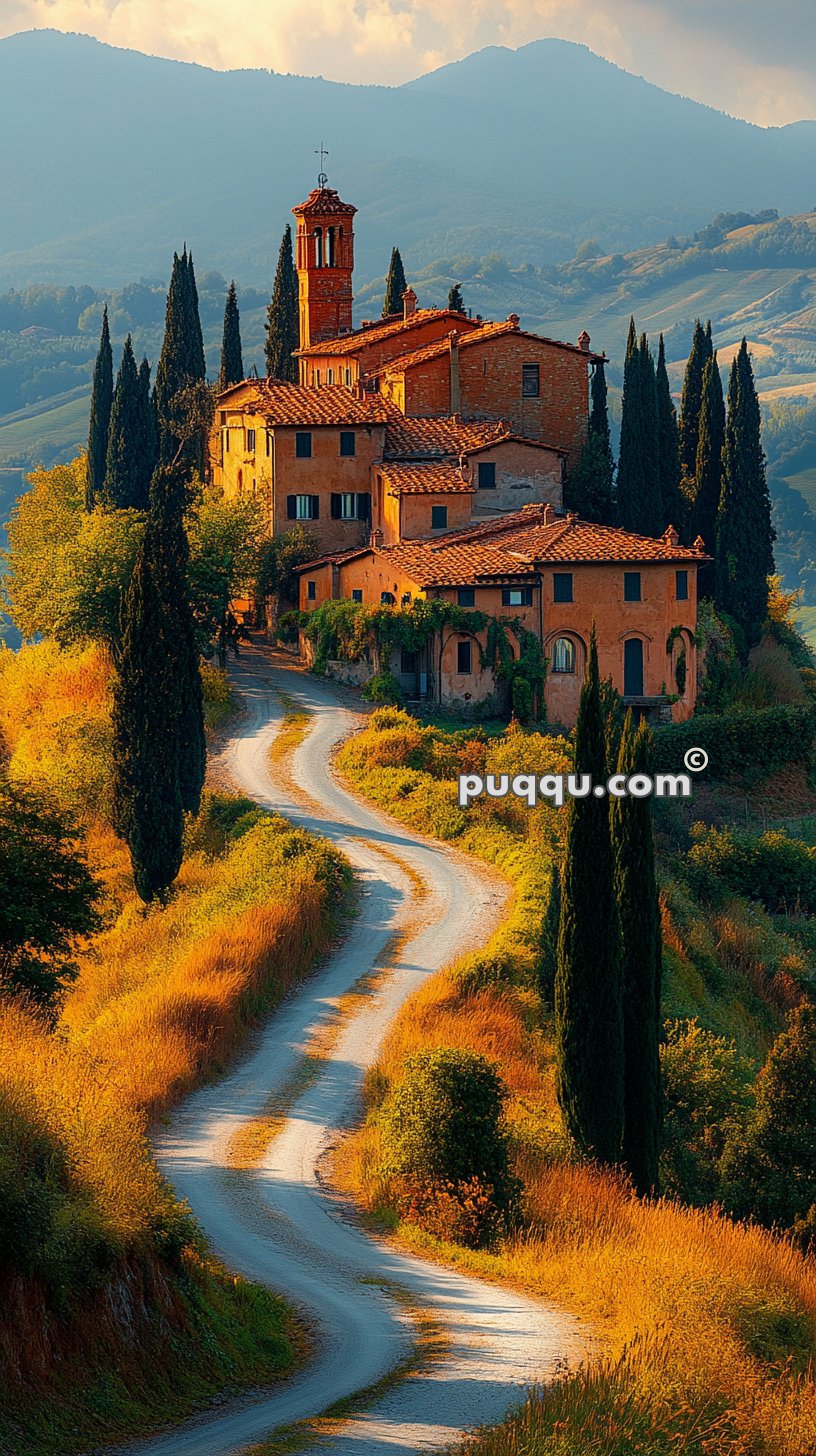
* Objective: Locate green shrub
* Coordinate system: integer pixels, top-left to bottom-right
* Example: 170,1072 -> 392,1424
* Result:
721,1003 -> 816,1240
653,703 -> 816,780
361,670 -> 404,706
379,1048 -> 518,1234
686,825 -> 816,914
660,1019 -> 754,1204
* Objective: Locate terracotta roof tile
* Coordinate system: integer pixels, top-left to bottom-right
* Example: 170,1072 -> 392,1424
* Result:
380,540 -> 536,588
434,505 -> 706,563
297,308 -> 476,359
292,186 -> 357,217
380,461 -> 474,496
217,381 -> 389,427
384,319 -> 604,374
383,415 -> 509,459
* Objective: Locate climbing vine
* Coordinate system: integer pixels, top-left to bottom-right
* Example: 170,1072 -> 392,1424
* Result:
299,599 -> 547,722
666,624 -> 694,697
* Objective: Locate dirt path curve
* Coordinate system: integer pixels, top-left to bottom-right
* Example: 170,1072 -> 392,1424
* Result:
122,647 -> 582,1456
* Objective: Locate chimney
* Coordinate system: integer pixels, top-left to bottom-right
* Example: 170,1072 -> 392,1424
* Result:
662,523 -> 679,547
542,503 -> 555,526
449,330 -> 461,417
507,313 -> 520,329
578,330 -> 591,351
402,286 -> 417,320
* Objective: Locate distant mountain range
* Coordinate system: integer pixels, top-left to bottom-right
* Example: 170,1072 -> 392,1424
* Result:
3,29 -> 816,290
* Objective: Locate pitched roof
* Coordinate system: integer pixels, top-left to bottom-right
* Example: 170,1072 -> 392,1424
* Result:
384,318 -> 604,374
297,308 -> 476,359
420,504 -> 707,565
216,380 -> 389,427
292,186 -> 357,217
381,540 -> 537,587
380,462 -> 474,496
383,415 -> 510,459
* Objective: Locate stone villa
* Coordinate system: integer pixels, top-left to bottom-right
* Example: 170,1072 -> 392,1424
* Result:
210,179 -> 703,723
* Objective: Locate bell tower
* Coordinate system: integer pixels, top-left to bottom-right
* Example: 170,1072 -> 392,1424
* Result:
292,153 -> 356,355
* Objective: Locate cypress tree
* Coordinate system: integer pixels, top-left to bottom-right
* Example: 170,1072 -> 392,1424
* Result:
136,357 -> 157,508
616,319 -> 643,531
691,355 -> 726,592
265,226 -> 299,381
716,340 -> 776,647
566,358 -> 616,523
638,333 -> 662,535
383,247 -> 407,317
86,305 -> 113,510
150,461 -> 207,818
103,336 -> 143,509
555,630 -> 624,1165
112,519 -> 185,901
656,335 -> 685,533
617,322 -> 662,535
679,319 -> 713,482
611,712 -> 663,1196
219,281 -> 244,389
448,282 -> 464,312
154,247 -> 207,477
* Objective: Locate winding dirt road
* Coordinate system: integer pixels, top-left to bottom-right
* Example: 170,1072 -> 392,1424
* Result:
122,648 -> 582,1456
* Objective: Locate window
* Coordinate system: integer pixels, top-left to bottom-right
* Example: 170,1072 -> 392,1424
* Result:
246,427 -> 256,453
552,573 -> 573,603
295,431 -> 312,458
339,430 -> 356,457
224,428 -> 230,453
457,587 -> 475,607
265,431 -> 271,456
431,505 -> 448,529
477,461 -> 497,490
623,571 -> 641,602
345,367 -> 352,387
327,226 -> 336,267
381,591 -> 395,605
624,638 -> 644,697
306,580 -> 316,601
352,589 -> 363,603
457,640 -> 473,674
522,363 -> 540,398
502,586 -> 533,607
314,370 -> 321,388
314,227 -> 323,267
327,368 -> 334,385
551,637 -> 576,674
287,494 -> 319,520
676,569 -> 689,601
401,649 -> 417,674
330,492 -> 371,520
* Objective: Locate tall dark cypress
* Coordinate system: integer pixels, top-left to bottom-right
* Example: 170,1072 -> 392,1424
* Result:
448,282 -> 464,312
112,520 -> 185,901
616,318 -> 643,532
679,319 -> 713,483
716,340 -> 776,647
691,355 -> 726,593
219,281 -> 244,389
383,247 -> 407,317
136,357 -> 157,508
564,359 -> 614,524
103,336 -> 143,509
611,712 -> 663,1196
638,333 -> 663,535
656,335 -> 685,533
154,247 -> 207,477
265,225 -> 299,380
555,630 -> 624,1165
86,305 -> 113,510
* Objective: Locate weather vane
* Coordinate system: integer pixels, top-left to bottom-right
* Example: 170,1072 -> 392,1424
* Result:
315,142 -> 329,187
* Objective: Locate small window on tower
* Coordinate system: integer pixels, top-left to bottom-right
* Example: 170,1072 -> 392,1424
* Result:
314,227 -> 323,267
345,367 -> 352,386
246,428 -> 256,453
327,368 -> 334,385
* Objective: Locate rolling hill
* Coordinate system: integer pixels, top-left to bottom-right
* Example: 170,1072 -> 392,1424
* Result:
2,29 -> 816,290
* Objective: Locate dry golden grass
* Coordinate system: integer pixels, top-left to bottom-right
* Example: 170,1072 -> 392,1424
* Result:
335,711 -> 816,1456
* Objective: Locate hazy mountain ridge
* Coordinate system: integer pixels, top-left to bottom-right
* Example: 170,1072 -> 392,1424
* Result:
3,29 -> 816,290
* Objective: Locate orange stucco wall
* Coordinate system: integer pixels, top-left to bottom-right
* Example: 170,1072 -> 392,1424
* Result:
466,439 -> 563,518
395,492 -> 473,541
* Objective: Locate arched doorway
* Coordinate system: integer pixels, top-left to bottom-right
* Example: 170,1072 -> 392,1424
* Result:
624,637 -> 644,697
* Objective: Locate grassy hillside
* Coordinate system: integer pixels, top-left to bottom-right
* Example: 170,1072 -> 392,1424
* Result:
332,704 -> 816,1455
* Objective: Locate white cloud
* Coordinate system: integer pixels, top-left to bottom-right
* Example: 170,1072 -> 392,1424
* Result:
2,0 -> 815,123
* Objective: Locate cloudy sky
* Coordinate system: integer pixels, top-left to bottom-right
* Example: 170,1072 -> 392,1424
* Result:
1,0 -> 814,126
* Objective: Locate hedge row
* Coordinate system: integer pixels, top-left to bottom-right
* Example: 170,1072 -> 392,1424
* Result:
652,704 -> 816,779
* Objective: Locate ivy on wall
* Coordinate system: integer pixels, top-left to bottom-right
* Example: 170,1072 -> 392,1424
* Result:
298,599 -> 548,721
